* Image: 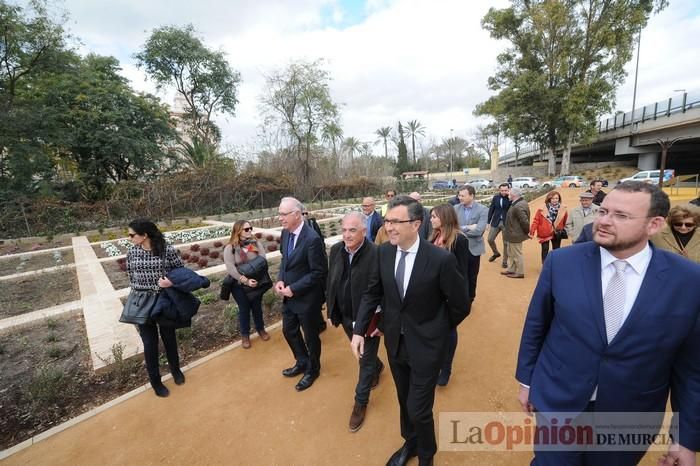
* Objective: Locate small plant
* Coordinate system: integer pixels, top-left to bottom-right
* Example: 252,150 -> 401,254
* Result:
275,237 -> 281,244
262,290 -> 280,310
46,345 -> 62,358
200,247 -> 210,256
118,262 -> 127,272
190,244 -> 200,252
199,293 -> 217,305
27,366 -> 67,408
46,317 -> 59,330
117,257 -> 126,265
255,232 -> 263,239
188,255 -> 199,263
223,303 -> 239,334
266,234 -> 274,241
45,333 -> 58,343
181,252 -> 191,260
213,241 -> 223,248
0,342 -> 6,355
267,244 -> 278,252
198,258 -> 209,267
176,327 -> 193,344
209,250 -> 220,259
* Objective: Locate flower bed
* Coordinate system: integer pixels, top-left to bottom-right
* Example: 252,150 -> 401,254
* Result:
0,250 -> 75,277
0,269 -> 80,319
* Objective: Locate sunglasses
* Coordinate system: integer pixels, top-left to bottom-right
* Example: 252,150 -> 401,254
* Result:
673,222 -> 696,228
302,212 -> 309,216
243,227 -> 253,232
128,233 -> 137,238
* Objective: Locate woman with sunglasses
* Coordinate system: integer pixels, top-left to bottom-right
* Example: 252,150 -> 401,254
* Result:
223,220 -> 270,348
126,219 -> 185,397
652,204 -> 700,263
429,204 -> 470,386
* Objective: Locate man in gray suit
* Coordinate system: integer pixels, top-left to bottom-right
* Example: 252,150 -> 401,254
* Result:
454,184 -> 488,301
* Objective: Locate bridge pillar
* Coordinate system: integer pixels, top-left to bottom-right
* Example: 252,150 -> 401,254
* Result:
637,152 -> 659,170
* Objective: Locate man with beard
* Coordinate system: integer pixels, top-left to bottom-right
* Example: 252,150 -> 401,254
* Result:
515,181 -> 700,466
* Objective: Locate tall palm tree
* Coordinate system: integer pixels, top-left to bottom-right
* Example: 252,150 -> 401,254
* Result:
374,126 -> 392,159
405,120 -> 426,164
321,122 -> 343,158
342,136 -> 362,163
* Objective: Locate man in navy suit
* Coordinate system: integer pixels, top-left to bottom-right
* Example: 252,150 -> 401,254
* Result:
486,182 -> 512,268
516,182 -> 700,466
361,197 -> 383,242
276,197 -> 328,391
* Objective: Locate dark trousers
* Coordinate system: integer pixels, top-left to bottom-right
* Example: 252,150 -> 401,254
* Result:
441,328 -> 458,375
230,283 -> 265,336
342,315 -> 382,405
388,336 -> 440,460
466,250 -> 481,301
282,304 -> 321,375
540,237 -> 562,264
532,403 -> 646,466
137,321 -> 180,385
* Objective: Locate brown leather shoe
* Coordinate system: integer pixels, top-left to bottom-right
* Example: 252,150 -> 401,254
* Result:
241,335 -> 251,349
506,274 -> 525,279
349,402 -> 367,432
500,271 -> 515,276
258,329 -> 270,341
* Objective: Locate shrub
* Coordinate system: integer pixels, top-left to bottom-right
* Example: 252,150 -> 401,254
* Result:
255,232 -> 263,239
200,247 -> 210,256
118,262 -> 127,272
27,366 -> 67,408
45,333 -> 58,343
213,241 -> 223,248
190,244 -> 200,252
116,257 -> 126,265
267,244 -> 278,252
188,255 -> 199,263
275,237 -> 281,243
176,327 -> 193,344
262,290 -> 280,309
181,252 -> 190,260
0,342 -> 5,355
209,250 -> 220,259
46,345 -> 62,358
46,317 -> 59,330
199,293 -> 217,305
223,303 -> 238,334
198,258 -> 209,267
266,234 -> 274,241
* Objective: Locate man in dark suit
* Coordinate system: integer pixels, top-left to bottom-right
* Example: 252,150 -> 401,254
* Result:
351,195 -> 471,466
486,182 -> 512,268
574,221 -> 594,243
327,212 -> 384,433
516,182 -> 700,466
409,192 -> 433,240
361,197 -> 383,242
275,197 -> 328,391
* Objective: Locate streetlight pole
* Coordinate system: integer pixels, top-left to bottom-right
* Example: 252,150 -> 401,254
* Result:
656,137 -> 684,190
630,30 -> 641,132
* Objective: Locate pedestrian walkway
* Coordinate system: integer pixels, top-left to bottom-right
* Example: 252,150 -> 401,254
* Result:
1,189 -> 665,465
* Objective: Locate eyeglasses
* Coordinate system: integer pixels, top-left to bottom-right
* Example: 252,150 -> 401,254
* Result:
386,194 -> 395,198
596,208 -> 650,222
302,212 -> 308,216
361,204 -> 374,208
673,222 -> 696,228
384,218 -> 417,225
278,210 -> 298,217
243,227 -> 253,232
342,228 -> 360,234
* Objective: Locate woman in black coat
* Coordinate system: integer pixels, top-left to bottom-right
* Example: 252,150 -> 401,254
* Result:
429,204 -> 470,387
125,219 -> 185,397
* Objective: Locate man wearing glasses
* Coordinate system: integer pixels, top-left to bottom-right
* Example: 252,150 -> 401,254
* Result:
516,182 -> 700,466
351,195 -> 470,466
361,197 -> 383,242
275,197 -> 328,391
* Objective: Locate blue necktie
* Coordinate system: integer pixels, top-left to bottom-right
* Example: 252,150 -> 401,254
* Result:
287,232 -> 295,255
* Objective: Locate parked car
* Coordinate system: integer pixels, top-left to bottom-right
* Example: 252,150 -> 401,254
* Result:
619,169 -> 675,184
541,175 -> 585,189
466,178 -> 494,190
432,180 -> 453,190
511,177 -> 540,189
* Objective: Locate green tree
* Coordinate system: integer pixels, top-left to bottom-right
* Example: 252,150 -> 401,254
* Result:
261,59 -> 339,183
322,121 -> 343,158
395,121 -> 410,177
135,24 -> 241,147
478,0 -> 667,175
404,120 -> 425,164
374,126 -> 392,159
342,136 -> 361,163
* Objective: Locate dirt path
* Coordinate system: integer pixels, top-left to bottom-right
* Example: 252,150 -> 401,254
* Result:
3,189 -> 663,465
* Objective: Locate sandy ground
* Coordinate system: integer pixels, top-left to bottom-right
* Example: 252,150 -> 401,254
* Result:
3,188 -> 680,466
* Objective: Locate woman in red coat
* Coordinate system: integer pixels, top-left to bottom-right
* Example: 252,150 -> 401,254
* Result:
530,191 -> 568,264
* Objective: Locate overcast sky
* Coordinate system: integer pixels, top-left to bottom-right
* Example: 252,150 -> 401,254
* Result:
37,0 -> 700,156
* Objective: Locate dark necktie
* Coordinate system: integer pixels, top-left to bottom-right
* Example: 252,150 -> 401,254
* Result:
287,232 -> 295,255
395,250 -> 408,300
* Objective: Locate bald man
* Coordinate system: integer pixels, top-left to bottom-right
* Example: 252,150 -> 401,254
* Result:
409,192 -> 432,240
361,197 -> 383,242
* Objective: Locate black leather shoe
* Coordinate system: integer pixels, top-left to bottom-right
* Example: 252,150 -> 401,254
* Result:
295,373 -> 319,391
418,456 -> 433,466
172,370 -> 185,385
152,382 -> 170,398
282,363 -> 307,377
386,443 -> 417,466
488,253 -> 501,262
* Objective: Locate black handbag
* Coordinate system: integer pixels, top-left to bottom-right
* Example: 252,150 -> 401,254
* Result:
119,252 -> 166,324
554,229 -> 568,240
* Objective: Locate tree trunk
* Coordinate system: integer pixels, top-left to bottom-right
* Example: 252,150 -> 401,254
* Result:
547,147 -> 556,176
560,131 -> 574,175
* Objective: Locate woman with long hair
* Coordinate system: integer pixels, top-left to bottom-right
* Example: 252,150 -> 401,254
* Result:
429,204 -> 470,386
530,190 -> 568,264
223,220 -> 270,349
126,219 -> 185,398
652,204 -> 700,263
